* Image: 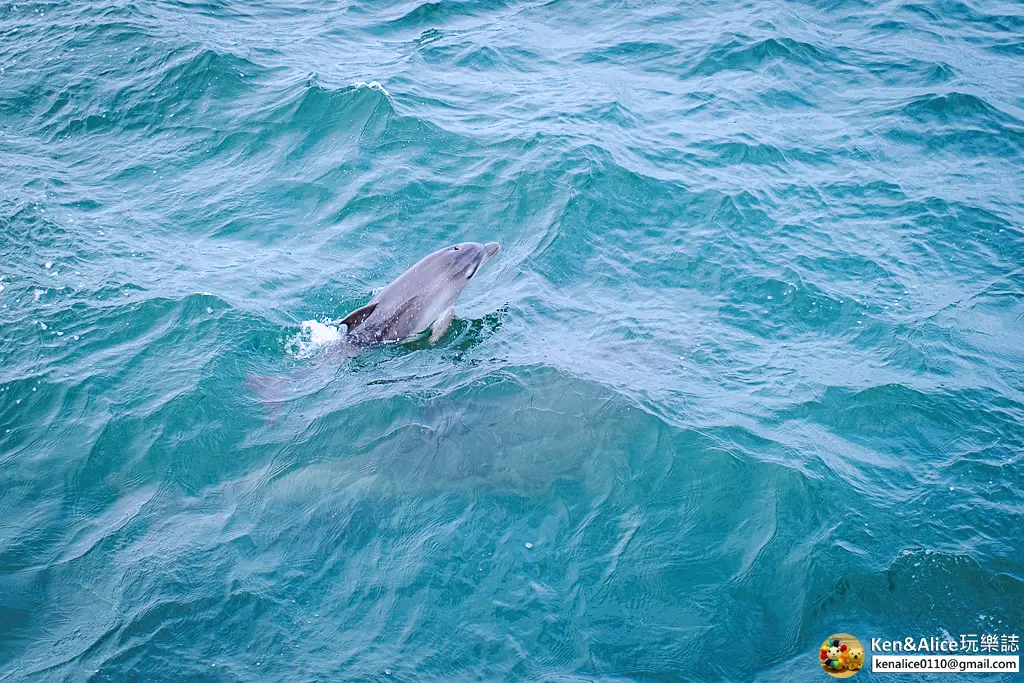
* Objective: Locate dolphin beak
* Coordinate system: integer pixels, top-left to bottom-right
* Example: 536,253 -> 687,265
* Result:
482,242 -> 500,260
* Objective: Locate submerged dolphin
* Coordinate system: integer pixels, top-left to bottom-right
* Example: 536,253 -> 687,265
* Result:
338,241 -> 500,345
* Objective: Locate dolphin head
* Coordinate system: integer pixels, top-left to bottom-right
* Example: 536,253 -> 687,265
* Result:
425,241 -> 501,291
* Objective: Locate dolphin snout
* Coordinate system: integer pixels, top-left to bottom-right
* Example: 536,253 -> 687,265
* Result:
483,242 -> 500,260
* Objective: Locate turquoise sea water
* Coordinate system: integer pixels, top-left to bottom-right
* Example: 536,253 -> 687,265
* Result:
2,0 -> 1023,680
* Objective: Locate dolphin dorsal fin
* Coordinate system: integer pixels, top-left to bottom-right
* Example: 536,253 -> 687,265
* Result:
338,303 -> 377,330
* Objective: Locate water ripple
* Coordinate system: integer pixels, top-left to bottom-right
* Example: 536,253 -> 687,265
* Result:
2,0 -> 1023,679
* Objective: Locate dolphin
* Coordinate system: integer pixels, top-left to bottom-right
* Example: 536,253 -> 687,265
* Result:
338,241 -> 500,345
244,241 -> 500,416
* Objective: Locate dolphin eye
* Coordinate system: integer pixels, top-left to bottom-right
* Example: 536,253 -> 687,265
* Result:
452,246 -> 460,251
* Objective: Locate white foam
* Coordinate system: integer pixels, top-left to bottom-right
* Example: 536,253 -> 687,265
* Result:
286,319 -> 343,359
352,80 -> 392,100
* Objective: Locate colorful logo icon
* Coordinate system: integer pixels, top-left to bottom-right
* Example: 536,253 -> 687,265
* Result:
820,633 -> 865,677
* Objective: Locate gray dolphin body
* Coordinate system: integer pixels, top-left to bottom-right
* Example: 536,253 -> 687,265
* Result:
244,242 -> 499,414
338,241 -> 500,345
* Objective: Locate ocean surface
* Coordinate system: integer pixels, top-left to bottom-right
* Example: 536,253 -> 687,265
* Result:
1,0 -> 1023,680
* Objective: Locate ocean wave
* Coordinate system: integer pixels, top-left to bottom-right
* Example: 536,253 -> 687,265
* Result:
856,54 -> 956,86
578,40 -> 680,66
689,36 -> 846,78
37,47 -> 269,141
417,40 -> 540,73
896,91 -> 1022,126
374,0 -> 511,32
249,75 -> 397,150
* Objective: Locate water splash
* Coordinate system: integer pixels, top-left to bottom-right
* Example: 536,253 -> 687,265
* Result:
285,319 -> 343,359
